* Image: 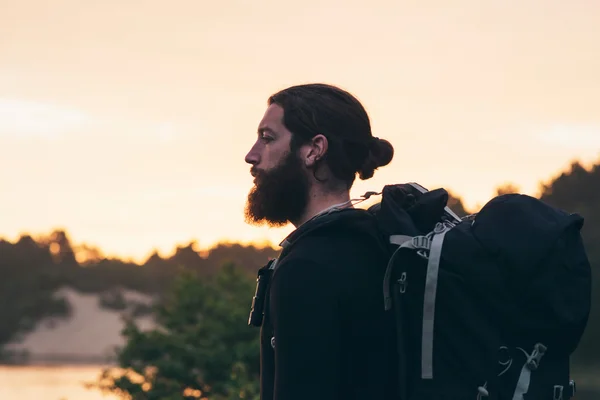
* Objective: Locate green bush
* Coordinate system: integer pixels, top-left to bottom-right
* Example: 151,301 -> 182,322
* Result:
93,263 -> 261,400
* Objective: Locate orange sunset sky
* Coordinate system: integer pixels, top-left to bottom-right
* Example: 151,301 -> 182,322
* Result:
1,0 -> 599,262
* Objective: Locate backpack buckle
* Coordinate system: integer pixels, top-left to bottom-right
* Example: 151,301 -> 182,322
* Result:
525,343 -> 547,370
412,236 -> 431,250
553,385 -> 564,400
569,380 -> 576,398
434,220 -> 455,233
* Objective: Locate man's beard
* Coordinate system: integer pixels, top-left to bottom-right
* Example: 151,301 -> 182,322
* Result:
244,151 -> 310,227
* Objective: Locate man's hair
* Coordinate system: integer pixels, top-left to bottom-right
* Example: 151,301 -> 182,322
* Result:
268,83 -> 394,189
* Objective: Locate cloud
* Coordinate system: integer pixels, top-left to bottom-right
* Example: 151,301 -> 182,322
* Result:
0,98 -> 90,138
0,97 -> 183,145
535,124 -> 600,149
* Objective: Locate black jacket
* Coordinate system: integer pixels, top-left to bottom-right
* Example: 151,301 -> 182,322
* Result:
259,208 -> 398,400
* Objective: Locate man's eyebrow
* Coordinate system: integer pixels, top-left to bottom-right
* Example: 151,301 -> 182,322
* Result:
258,127 -> 277,135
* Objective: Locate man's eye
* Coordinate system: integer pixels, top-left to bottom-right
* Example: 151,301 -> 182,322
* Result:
261,134 -> 273,142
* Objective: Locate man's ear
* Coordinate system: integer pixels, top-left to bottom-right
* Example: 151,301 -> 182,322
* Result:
302,134 -> 328,168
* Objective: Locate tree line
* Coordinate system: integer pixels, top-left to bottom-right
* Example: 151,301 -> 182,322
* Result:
0,158 -> 598,397
0,231 -> 278,348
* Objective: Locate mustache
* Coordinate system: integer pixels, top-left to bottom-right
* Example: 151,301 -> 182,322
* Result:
250,167 -> 264,178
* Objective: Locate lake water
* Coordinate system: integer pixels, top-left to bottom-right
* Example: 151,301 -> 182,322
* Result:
0,365 -> 119,400
1,364 -> 598,400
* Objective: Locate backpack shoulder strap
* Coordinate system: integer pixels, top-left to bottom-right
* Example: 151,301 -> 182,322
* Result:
383,221 -> 457,378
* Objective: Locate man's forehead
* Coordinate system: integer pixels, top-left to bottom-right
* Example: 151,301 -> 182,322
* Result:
258,104 -> 285,131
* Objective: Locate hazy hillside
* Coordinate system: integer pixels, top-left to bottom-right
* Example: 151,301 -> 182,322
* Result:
4,287 -> 155,364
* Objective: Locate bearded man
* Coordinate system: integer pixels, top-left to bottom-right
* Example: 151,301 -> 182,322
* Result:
244,83 -> 397,400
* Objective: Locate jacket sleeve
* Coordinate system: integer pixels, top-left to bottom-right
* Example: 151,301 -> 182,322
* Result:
269,257 -> 343,400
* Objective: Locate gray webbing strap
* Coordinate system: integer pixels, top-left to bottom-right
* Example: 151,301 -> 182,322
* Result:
384,234 -> 430,310
390,234 -> 432,251
512,343 -> 547,400
512,366 -> 532,400
421,225 -> 452,379
389,235 -> 413,246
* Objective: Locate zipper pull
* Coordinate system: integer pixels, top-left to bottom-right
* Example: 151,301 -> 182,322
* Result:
398,272 -> 407,294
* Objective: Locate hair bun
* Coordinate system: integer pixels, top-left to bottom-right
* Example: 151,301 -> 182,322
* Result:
371,137 -> 394,167
358,137 -> 394,180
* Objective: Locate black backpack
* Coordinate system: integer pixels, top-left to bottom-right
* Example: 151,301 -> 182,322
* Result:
369,182 -> 592,400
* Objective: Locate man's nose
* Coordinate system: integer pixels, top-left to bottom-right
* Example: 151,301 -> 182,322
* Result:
245,144 -> 260,166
